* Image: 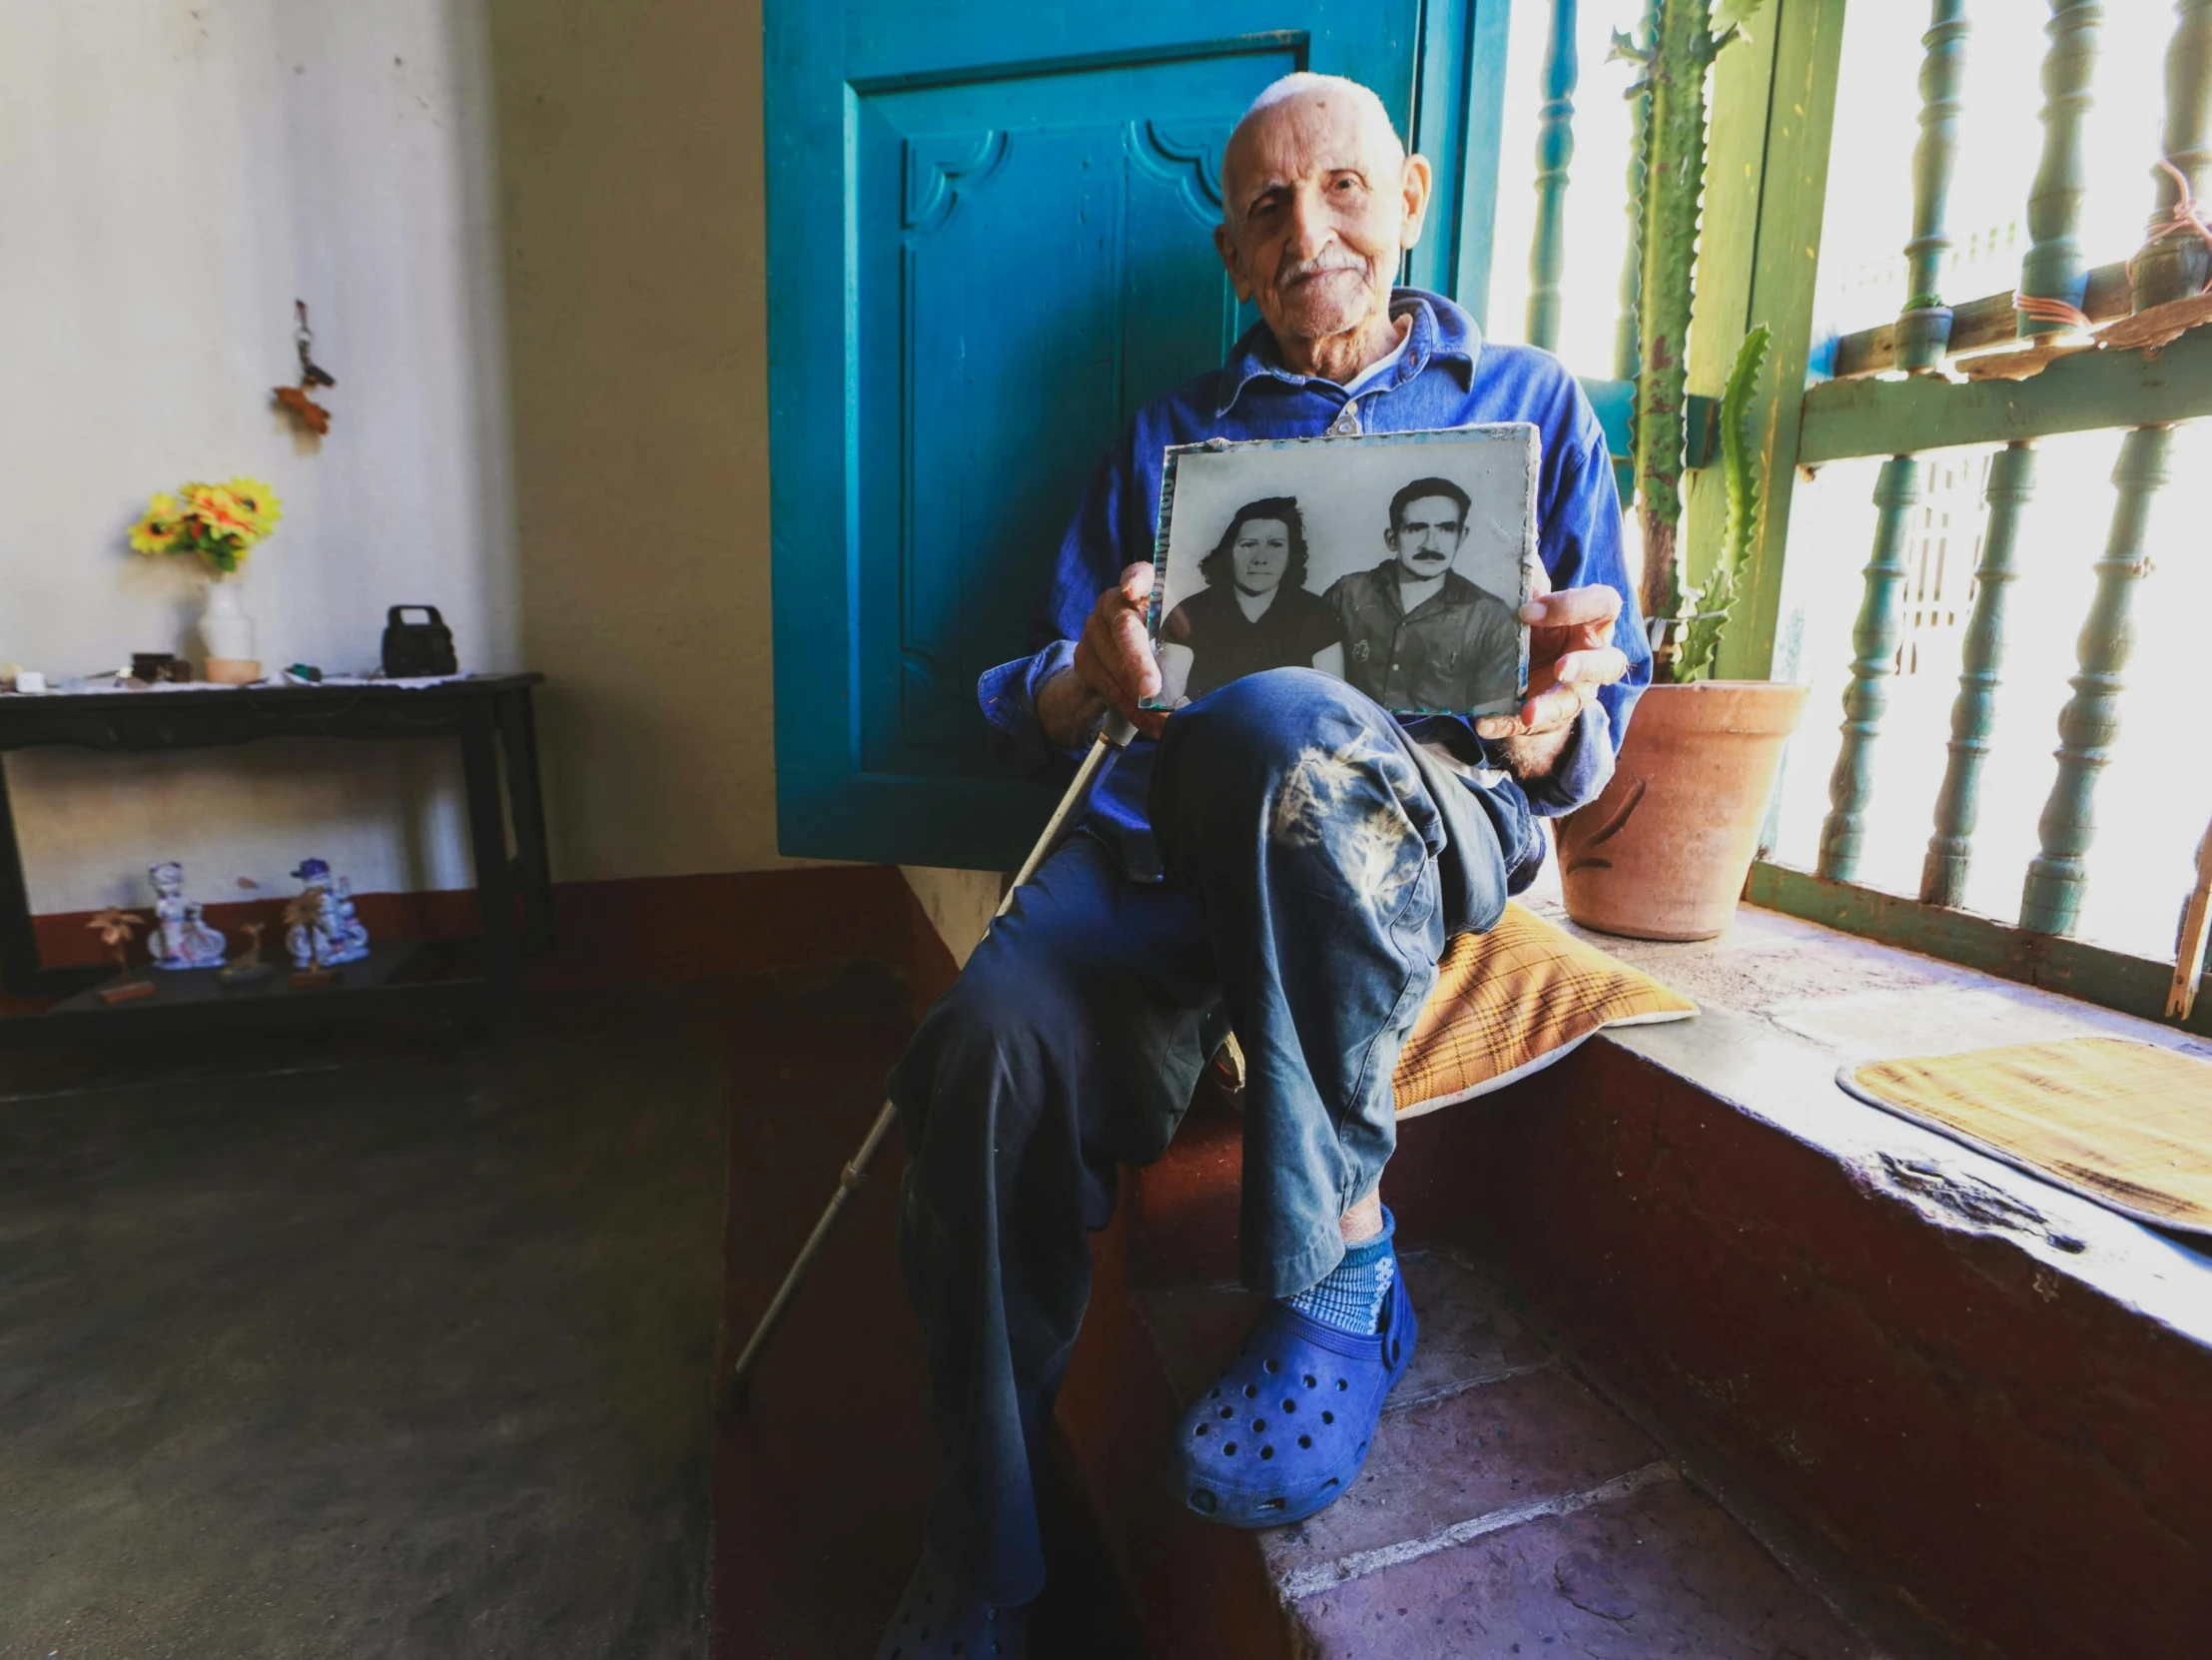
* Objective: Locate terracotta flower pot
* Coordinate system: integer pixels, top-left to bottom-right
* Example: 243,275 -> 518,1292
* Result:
1555,680 -> 1812,942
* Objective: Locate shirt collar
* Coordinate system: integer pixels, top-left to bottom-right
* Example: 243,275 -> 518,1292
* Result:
1213,287 -> 1482,419
1364,558 -> 1475,620
1340,320 -> 1414,396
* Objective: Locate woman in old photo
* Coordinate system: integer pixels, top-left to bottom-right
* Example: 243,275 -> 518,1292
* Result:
1155,495 -> 1343,704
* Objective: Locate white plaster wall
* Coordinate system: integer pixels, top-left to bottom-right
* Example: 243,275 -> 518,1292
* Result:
0,0 -> 516,912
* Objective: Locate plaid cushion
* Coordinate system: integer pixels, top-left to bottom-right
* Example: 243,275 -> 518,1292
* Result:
1390,902 -> 1696,1118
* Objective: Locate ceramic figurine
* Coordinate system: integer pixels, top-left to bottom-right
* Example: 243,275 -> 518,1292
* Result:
147,861 -> 227,970
285,858 -> 370,970
331,875 -> 367,951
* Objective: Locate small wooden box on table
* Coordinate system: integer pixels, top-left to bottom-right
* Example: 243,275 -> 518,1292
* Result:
0,673 -> 550,1027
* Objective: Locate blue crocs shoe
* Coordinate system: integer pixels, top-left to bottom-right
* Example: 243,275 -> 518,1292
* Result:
872,1552 -> 1029,1660
1170,1263 -> 1417,1527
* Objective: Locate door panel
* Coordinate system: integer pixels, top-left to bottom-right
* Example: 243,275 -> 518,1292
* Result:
856,59 -> 1285,774
770,3 -> 1424,868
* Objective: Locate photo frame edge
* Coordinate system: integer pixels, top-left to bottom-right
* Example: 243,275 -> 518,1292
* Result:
1141,423 -> 1543,718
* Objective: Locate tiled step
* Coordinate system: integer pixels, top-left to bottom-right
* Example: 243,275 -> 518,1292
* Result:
1292,1472 -> 1868,1658
1065,1245 -> 1877,1658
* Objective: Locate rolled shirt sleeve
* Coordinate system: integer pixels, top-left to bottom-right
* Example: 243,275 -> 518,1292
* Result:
1522,374 -> 1648,804
1504,701 -> 1616,817
978,638 -> 1080,771
976,420 -> 1160,770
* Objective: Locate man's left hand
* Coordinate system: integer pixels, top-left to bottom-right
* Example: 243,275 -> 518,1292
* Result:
1474,569 -> 1630,768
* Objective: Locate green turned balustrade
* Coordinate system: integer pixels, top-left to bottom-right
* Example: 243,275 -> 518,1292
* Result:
1898,1 -> 1971,371
2018,0 -> 2103,336
1880,3 -> 1981,895
2019,424 -> 2173,936
1819,455 -> 1922,883
1921,441 -> 2035,907
1527,0 -> 1579,355
1696,0 -> 2209,1024
2132,0 -> 2212,312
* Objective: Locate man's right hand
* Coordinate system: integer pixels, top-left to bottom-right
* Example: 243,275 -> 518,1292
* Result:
1045,562 -> 1169,744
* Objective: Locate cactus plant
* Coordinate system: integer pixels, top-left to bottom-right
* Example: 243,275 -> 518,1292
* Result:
1673,325 -> 1770,683
1612,0 -> 1768,672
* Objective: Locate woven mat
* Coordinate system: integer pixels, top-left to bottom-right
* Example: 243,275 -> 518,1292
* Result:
1841,1037 -> 2212,1234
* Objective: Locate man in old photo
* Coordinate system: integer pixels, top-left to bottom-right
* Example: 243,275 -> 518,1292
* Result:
875,71 -> 1648,1656
1327,474 -> 1524,712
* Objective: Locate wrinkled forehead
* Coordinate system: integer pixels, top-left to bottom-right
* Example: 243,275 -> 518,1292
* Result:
1221,88 -> 1404,217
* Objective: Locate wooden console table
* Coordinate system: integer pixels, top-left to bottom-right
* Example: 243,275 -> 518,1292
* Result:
0,673 -> 550,1019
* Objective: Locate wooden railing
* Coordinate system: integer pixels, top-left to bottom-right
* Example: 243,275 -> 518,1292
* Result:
1744,0 -> 2212,1032
1485,0 -> 2208,1028
1526,0 -> 1579,354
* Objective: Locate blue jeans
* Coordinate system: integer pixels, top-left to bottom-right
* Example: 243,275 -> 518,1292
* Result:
886,670 -> 1524,1604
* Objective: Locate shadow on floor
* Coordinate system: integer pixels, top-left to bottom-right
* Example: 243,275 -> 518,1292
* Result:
1,982 -> 722,1659
0,963 -> 1141,1659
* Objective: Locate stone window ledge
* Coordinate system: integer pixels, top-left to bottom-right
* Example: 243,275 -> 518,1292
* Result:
1525,889 -> 2212,1355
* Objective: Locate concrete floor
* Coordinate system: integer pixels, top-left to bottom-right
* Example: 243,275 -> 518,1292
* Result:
1,963 -> 1144,1660
1,989 -> 730,1659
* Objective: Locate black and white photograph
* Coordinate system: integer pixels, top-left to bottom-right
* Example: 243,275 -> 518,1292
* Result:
1145,424 -> 1539,717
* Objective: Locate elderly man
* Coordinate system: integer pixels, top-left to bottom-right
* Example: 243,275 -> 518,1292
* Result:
876,72 -> 1648,1656
1327,474 -> 1525,713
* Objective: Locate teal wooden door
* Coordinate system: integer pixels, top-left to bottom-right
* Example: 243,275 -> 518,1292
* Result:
767,2 -> 1444,868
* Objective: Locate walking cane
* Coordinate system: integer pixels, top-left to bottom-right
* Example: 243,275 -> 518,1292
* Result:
728,708 -> 1140,1410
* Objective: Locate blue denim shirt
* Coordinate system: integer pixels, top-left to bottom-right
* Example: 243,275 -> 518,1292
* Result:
978,288 -> 1651,884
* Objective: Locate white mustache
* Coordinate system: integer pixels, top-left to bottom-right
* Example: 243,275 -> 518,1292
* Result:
1277,250 -> 1367,291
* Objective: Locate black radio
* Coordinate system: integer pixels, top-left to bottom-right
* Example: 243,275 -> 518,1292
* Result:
380,605 -> 458,678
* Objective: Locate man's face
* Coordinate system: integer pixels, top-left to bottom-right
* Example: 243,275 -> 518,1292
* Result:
1386,496 -> 1466,581
1214,88 -> 1431,351
1229,517 -> 1291,596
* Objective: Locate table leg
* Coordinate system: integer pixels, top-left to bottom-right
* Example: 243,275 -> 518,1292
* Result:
496,688 -> 555,954
0,755 -> 43,997
460,709 -> 519,1001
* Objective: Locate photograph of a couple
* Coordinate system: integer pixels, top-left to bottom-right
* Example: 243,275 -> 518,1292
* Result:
1147,424 -> 1539,717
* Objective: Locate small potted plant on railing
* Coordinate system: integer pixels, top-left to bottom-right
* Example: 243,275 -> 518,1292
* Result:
1552,0 -> 1811,941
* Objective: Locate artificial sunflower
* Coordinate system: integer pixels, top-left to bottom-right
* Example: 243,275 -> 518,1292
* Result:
128,478 -> 284,576
129,494 -> 182,554
183,482 -> 256,537
223,476 -> 283,536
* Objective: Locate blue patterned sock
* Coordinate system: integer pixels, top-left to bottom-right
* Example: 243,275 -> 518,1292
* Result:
1285,1206 -> 1397,1334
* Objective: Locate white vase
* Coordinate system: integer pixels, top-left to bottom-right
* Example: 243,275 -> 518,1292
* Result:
201,577 -> 260,683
